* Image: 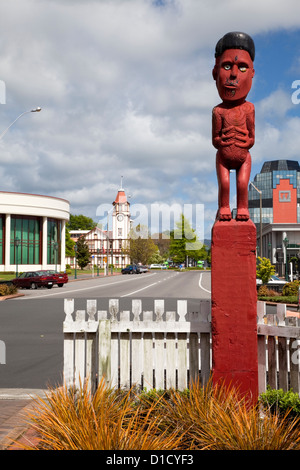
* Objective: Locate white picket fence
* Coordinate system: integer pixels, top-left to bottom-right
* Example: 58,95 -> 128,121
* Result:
257,301 -> 300,395
63,298 -> 300,395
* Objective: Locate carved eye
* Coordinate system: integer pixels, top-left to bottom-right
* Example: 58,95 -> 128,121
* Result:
223,64 -> 231,70
239,65 -> 247,72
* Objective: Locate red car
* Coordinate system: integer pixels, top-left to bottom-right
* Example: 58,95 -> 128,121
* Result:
45,270 -> 68,287
12,271 -> 55,289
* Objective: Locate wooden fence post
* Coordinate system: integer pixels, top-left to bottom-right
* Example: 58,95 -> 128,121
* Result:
98,320 -> 111,385
288,316 -> 300,394
120,310 -> 130,389
277,304 -> 288,391
63,299 -> 75,389
166,311 -> 176,389
257,301 -> 266,395
131,300 -> 143,387
200,300 -> 211,386
143,310 -> 153,390
154,300 -> 165,390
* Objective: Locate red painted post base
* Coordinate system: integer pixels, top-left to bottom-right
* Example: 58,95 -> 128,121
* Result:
211,219 -> 258,404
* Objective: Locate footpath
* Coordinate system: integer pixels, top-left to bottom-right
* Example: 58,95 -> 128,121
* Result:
0,389 -> 45,450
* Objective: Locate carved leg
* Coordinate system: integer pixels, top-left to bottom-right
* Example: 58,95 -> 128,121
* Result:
216,153 -> 231,220
236,154 -> 251,221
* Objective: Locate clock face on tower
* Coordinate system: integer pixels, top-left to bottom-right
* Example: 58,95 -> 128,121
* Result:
117,214 -> 124,222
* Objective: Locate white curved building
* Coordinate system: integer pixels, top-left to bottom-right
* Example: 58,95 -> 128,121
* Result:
0,191 -> 70,272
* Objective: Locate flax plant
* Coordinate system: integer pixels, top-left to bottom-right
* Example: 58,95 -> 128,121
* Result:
21,378 -> 185,450
160,379 -> 300,450
19,378 -> 300,450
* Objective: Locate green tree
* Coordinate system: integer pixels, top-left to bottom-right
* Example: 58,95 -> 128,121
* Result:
67,214 -> 97,231
65,229 -> 75,257
151,232 -> 171,260
76,236 -> 90,269
256,257 -> 275,284
123,225 -> 157,265
148,246 -> 165,265
169,214 -> 206,265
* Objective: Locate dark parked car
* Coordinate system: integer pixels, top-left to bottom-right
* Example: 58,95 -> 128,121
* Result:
44,270 -> 68,287
12,271 -> 56,289
121,264 -> 142,274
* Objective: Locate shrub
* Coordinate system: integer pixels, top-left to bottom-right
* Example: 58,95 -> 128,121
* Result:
0,283 -> 17,296
256,257 -> 275,284
64,264 -> 72,275
257,285 -> 277,297
259,387 -> 300,419
282,280 -> 300,297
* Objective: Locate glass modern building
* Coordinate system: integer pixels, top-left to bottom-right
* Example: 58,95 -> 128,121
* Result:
248,160 -> 300,276
0,192 -> 70,272
249,160 -> 300,225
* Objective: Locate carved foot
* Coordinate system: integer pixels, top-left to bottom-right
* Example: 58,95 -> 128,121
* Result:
217,207 -> 232,221
236,209 -> 249,221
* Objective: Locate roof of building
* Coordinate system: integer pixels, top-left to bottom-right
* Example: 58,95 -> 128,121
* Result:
261,160 -> 300,173
113,189 -> 128,205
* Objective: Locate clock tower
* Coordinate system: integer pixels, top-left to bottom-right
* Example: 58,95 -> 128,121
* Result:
111,181 -> 131,267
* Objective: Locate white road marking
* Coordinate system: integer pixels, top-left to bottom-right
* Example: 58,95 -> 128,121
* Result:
199,272 -> 211,294
121,273 -> 179,297
18,273 -> 158,299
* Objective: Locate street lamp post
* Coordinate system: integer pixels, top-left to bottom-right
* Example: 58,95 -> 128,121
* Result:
283,236 -> 289,281
0,108 -> 42,140
105,208 -> 113,276
111,243 -> 114,275
54,242 -> 58,272
250,182 -> 262,257
97,248 -> 100,276
74,243 -> 77,280
1,108 -> 41,277
14,237 -> 20,277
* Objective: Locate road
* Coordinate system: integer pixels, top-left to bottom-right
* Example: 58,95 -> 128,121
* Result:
15,269 -> 211,300
0,270 -> 211,389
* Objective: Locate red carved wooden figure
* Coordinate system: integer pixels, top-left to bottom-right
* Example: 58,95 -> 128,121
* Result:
211,32 -> 258,405
212,32 -> 255,221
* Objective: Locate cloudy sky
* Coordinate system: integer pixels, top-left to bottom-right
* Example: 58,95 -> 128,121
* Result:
0,0 -> 300,239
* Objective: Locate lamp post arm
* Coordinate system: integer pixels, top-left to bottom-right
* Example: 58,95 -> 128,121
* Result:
0,107 -> 41,140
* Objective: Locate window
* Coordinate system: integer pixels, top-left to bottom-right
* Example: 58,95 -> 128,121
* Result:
47,219 -> 61,265
0,216 -> 3,264
10,216 -> 41,264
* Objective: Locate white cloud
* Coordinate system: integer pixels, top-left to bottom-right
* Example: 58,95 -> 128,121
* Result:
0,0 -> 299,236
256,89 -> 293,119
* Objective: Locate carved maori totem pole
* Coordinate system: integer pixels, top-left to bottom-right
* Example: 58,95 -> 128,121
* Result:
211,32 -> 258,403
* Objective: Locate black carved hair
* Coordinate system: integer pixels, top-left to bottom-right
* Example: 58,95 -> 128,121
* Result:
215,31 -> 255,61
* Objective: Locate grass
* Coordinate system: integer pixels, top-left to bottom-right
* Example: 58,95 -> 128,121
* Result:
0,272 -> 16,281
19,378 -> 300,451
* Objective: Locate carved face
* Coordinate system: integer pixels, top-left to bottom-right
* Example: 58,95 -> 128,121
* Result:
213,49 -> 254,102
